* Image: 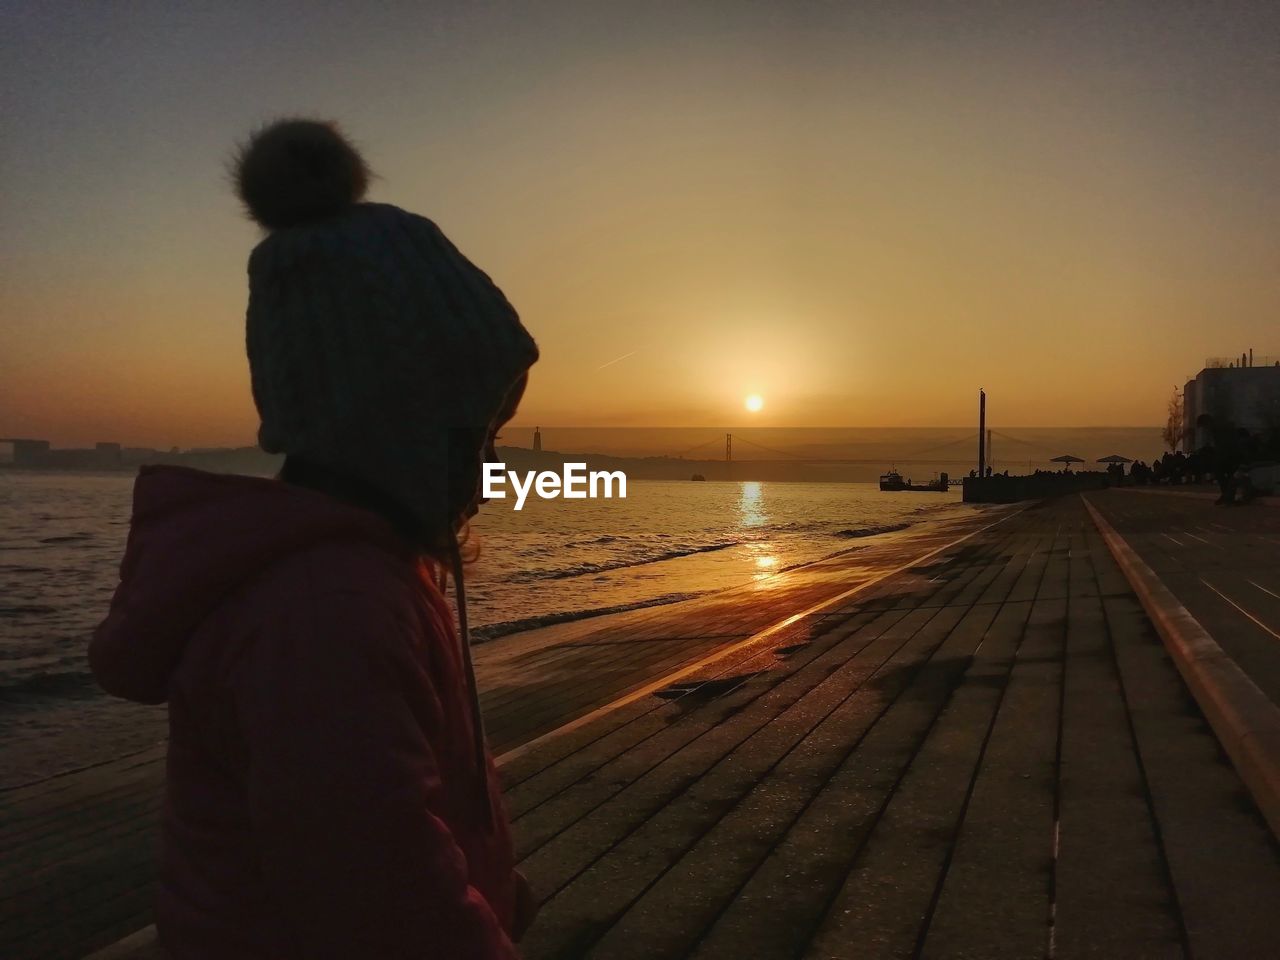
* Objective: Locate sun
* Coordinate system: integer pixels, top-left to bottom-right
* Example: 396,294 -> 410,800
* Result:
744,394 -> 764,413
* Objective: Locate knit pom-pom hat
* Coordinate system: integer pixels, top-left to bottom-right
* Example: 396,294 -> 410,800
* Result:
233,118 -> 538,539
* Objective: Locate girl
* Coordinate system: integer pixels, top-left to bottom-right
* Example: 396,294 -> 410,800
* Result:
91,119 -> 537,958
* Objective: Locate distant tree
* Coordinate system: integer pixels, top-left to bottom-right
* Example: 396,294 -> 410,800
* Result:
1162,387 -> 1184,452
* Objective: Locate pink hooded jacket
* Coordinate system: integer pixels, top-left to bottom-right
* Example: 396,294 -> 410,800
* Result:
90,465 -> 519,959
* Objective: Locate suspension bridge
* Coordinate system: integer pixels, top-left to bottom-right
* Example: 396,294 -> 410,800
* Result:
664,428 -> 1077,474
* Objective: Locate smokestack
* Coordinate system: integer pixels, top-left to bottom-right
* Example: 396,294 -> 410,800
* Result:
1250,348 -> 1254,367
978,389 -> 986,478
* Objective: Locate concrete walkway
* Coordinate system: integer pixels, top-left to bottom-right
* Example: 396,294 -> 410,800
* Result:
507,495 -> 1280,959
6,497 -> 1280,958
1087,489 -> 1280,704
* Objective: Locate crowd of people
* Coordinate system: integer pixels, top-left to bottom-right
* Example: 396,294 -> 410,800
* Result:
1108,451 -> 1205,486
1111,422 -> 1275,505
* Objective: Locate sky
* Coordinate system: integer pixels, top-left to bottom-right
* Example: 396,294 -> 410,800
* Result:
2,1 -> 1277,448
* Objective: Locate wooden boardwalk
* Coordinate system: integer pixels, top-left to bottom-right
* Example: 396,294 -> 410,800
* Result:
5,496 -> 1280,958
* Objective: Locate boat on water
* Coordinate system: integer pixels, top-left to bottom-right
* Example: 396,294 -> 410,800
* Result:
879,468 -> 949,492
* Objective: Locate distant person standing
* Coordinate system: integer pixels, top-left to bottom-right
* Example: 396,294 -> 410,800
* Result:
91,120 -> 538,958
1202,416 -> 1244,505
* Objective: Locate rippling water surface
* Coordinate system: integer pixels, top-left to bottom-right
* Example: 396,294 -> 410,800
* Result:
0,469 -> 974,785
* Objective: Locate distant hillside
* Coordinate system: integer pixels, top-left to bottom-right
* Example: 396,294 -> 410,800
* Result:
2,426 -> 1165,483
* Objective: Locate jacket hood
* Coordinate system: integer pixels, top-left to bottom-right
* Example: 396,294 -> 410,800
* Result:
90,465 -> 414,704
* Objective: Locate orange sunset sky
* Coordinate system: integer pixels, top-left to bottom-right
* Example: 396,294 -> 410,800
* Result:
2,2 -> 1277,449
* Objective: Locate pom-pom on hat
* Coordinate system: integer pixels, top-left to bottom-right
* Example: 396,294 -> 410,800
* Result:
234,119 -> 371,230
232,119 -> 538,539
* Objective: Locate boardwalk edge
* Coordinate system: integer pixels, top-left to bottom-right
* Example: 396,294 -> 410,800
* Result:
1083,494 -> 1280,839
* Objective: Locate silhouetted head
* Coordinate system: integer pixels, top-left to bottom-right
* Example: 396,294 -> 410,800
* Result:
231,118 -> 538,556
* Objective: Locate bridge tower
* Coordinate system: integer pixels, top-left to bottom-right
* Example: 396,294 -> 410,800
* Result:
725,433 -> 732,462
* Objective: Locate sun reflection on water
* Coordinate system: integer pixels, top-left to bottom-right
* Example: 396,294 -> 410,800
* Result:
738,481 -> 766,528
738,481 -> 781,580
